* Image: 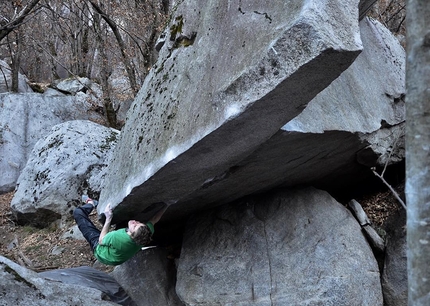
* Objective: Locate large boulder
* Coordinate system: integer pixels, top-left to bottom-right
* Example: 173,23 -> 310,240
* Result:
100,0 -> 362,223
0,92 -> 107,194
284,17 -> 405,134
176,187 -> 383,305
144,17 -> 406,223
0,255 -> 118,305
10,120 -> 118,227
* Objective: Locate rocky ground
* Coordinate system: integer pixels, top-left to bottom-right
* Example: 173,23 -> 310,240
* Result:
0,184 -> 404,274
0,192 -> 113,273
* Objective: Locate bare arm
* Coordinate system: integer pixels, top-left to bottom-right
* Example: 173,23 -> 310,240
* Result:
99,204 -> 113,244
149,204 -> 168,224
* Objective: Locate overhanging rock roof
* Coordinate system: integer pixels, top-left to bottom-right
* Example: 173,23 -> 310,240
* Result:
99,0 -> 363,223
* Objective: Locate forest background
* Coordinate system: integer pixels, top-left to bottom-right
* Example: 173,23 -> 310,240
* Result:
0,0 -> 406,128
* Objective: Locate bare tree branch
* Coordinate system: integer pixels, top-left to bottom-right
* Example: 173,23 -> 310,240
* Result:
371,168 -> 406,209
0,0 -> 42,42
87,0 -> 138,95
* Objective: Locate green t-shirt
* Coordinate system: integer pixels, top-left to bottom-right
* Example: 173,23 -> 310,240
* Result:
94,228 -> 142,266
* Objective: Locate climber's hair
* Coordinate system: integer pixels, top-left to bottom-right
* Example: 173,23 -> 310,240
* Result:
130,224 -> 152,246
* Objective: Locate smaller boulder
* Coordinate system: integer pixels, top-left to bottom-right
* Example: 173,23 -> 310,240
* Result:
0,255 -> 118,305
53,77 -> 100,96
11,120 -> 119,227
112,248 -> 184,306
0,60 -> 33,93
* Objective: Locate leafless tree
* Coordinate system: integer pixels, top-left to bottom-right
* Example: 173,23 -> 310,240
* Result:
369,0 -> 406,38
0,0 -> 168,126
88,0 -> 138,95
0,0 -> 42,42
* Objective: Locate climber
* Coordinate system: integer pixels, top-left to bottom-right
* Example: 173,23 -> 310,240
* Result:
73,196 -> 168,266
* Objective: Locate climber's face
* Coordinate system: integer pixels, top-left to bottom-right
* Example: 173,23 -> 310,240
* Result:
128,220 -> 144,234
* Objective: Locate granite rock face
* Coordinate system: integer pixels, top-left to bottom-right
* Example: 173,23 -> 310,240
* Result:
0,91 -> 106,194
99,0 -> 362,222
176,187 -> 383,305
382,210 -> 407,306
105,16 -> 404,223
112,248 -> 184,306
10,120 -> 118,227
0,255 -> 117,306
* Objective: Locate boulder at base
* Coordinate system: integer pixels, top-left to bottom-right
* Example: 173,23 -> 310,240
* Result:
0,255 -> 118,305
176,187 -> 382,305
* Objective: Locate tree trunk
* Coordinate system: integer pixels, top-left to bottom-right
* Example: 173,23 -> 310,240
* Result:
0,0 -> 41,42
93,9 -> 117,129
406,0 -> 430,305
8,30 -> 22,93
89,0 -> 139,95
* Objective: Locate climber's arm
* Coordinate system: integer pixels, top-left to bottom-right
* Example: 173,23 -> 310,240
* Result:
149,204 -> 168,225
99,204 -> 113,244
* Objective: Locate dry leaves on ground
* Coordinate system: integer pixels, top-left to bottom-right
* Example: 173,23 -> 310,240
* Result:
0,191 -> 113,273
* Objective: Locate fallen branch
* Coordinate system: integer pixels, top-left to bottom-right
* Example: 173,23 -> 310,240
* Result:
32,266 -> 59,272
372,167 -> 406,210
11,235 -> 35,269
370,125 -> 406,210
17,249 -> 34,268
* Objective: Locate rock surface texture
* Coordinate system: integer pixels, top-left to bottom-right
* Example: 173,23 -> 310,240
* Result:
102,15 -> 404,223
100,0 -> 363,223
112,248 -> 184,306
0,255 -> 117,305
10,120 -> 118,227
0,89 -> 106,194
382,210 -> 407,306
176,187 -> 383,305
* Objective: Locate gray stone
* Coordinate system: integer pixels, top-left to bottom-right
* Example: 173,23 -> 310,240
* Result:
349,199 -> 371,226
50,246 -> 65,255
0,60 -> 33,93
40,266 -> 135,305
0,93 -> 107,194
176,187 -> 382,305
108,65 -> 135,125
159,18 -> 406,222
285,17 -> 406,167
382,210 -> 407,306
0,255 -> 118,305
112,248 -> 184,306
363,224 -> 385,254
285,17 -> 405,134
53,77 -> 98,95
61,224 -> 86,240
10,120 -> 118,227
99,0 -> 362,223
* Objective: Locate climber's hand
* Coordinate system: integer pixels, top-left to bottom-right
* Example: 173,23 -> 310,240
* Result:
104,204 -> 113,221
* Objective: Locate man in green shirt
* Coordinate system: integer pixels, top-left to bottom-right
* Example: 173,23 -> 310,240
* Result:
73,197 -> 168,266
